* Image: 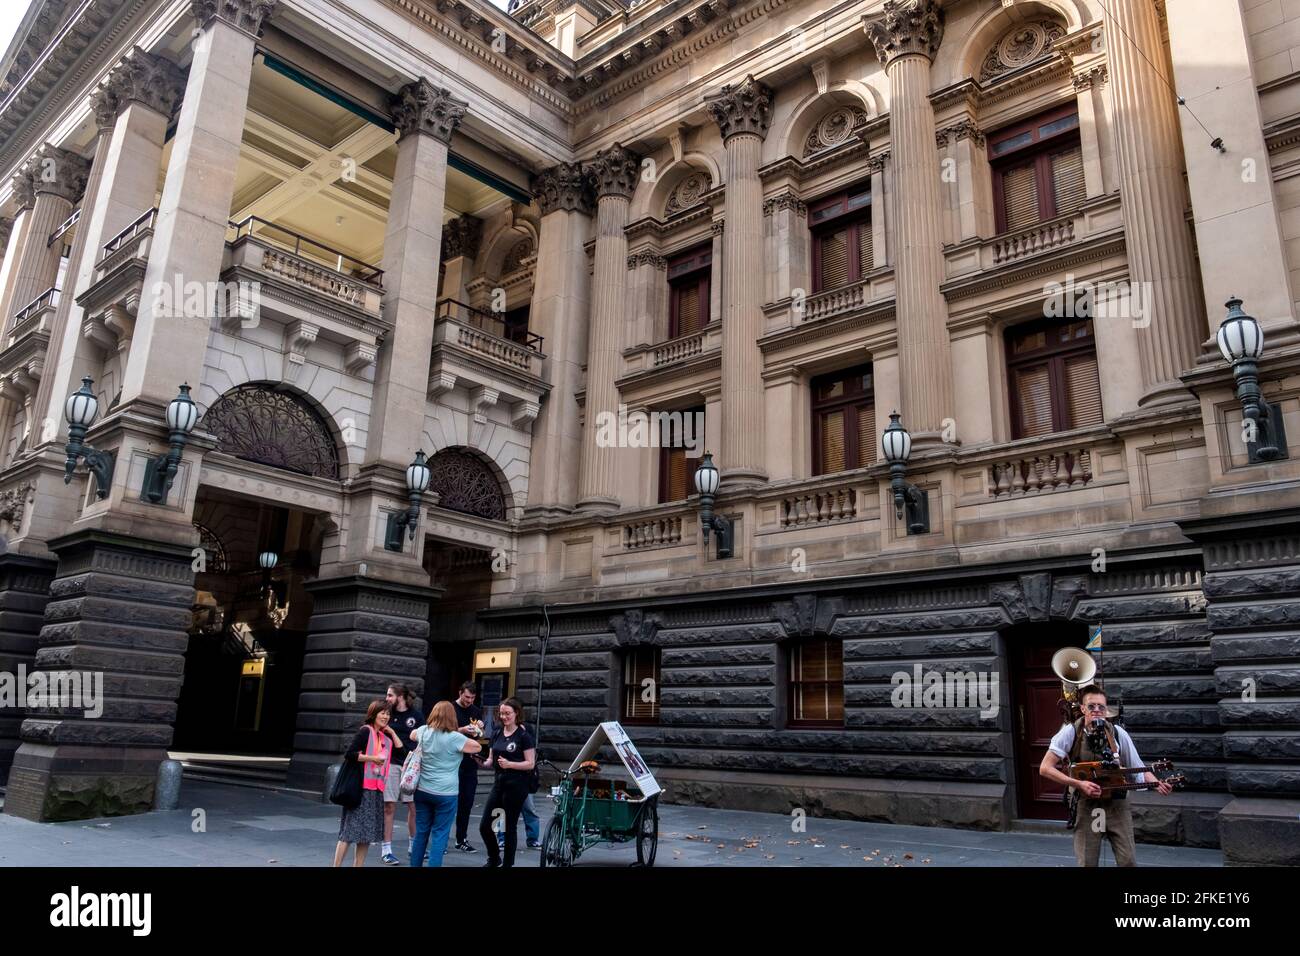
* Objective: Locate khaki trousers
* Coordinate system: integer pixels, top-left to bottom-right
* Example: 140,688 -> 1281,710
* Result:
1073,797 -> 1137,867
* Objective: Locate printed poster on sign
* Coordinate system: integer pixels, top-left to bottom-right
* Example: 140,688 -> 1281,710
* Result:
568,720 -> 661,797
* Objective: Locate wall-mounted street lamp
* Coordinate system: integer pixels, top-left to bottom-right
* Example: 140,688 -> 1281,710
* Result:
693,451 -> 734,559
881,411 -> 930,535
142,384 -> 199,504
258,551 -> 288,628
384,450 -> 431,551
1218,296 -> 1287,463
63,376 -> 114,499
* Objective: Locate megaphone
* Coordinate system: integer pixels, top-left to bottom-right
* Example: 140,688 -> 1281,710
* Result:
1052,647 -> 1096,686
1052,646 -> 1096,724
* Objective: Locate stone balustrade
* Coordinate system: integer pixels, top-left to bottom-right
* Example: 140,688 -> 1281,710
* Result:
653,332 -> 706,367
623,514 -> 684,549
992,215 -> 1077,265
780,486 -> 859,527
989,446 -> 1094,497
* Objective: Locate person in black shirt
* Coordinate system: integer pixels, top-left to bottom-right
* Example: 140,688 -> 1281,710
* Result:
478,696 -> 536,868
381,683 -> 425,864
451,682 -> 483,852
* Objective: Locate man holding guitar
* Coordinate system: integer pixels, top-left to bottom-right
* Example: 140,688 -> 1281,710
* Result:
1039,684 -> 1174,866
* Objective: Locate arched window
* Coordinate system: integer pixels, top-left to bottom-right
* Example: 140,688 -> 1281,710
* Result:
202,384 -> 340,479
428,448 -> 506,520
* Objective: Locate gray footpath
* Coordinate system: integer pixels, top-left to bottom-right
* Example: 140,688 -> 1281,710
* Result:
0,780 -> 1224,867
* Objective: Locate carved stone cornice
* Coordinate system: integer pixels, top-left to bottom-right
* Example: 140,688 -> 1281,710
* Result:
864,0 -> 944,68
19,144 -> 91,204
626,251 -> 666,270
441,215 -> 484,260
391,79 -> 467,144
935,120 -> 985,148
585,143 -> 641,200
533,161 -> 595,215
99,48 -> 185,124
705,74 -> 774,142
190,0 -> 278,37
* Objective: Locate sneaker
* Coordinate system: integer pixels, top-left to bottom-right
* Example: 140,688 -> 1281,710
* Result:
381,853 -> 400,866
527,840 -> 542,849
456,840 -> 477,853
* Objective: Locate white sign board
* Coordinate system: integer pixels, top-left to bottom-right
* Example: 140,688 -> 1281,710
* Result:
568,720 -> 661,797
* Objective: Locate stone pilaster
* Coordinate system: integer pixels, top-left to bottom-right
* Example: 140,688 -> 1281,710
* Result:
286,576 -> 438,793
32,48 -> 184,462
6,145 -> 90,320
1103,0 -> 1205,405
526,163 -> 593,515
0,553 -> 57,785
865,0 -> 954,442
439,214 -> 483,303
118,2 -> 270,410
576,144 -> 639,512
3,531 -> 196,821
363,79 -> 463,471
706,75 -> 772,484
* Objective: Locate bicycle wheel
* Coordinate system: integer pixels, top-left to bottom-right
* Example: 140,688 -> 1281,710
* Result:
634,800 -> 658,867
540,815 -> 575,867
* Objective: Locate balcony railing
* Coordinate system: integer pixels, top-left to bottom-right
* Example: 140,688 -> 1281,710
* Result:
991,215 -> 1076,266
11,286 -> 58,330
48,208 -> 79,248
624,514 -> 684,549
102,207 -> 157,260
227,216 -> 383,287
436,298 -> 543,353
652,331 -> 705,367
989,446 -> 1094,497
802,279 -> 868,323
781,485 -> 859,527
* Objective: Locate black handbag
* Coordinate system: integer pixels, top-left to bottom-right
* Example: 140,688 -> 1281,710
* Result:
329,754 -> 364,809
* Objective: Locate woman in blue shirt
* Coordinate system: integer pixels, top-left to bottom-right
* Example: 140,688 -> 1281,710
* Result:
409,700 -> 482,867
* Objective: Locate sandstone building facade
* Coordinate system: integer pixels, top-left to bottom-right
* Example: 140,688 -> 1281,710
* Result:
0,0 -> 1296,864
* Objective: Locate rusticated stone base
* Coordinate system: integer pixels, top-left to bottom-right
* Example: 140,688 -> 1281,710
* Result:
0,553 -> 57,785
287,576 -> 437,793
3,530 -> 195,822
4,744 -> 162,821
1218,797 -> 1300,866
1130,790 -> 1230,848
654,768 -> 1008,831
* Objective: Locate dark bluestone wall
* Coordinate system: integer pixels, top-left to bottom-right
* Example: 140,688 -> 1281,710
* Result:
482,552 -> 1251,851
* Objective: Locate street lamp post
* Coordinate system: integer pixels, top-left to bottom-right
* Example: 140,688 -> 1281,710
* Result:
881,411 -> 930,535
384,451 -> 431,551
693,452 -> 734,559
1218,296 -> 1287,463
142,384 -> 199,504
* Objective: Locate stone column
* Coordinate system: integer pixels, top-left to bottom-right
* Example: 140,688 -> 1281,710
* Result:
0,552 -> 57,785
286,575 -> 439,793
438,214 -> 483,304
626,250 -> 666,347
119,0 -> 275,410
576,144 -> 639,512
1102,0 -> 1206,405
5,146 -> 89,321
4,531 -> 196,821
706,76 -> 772,483
525,163 -> 593,516
36,48 -> 183,452
363,79 -> 463,470
865,1 -> 954,442
763,191 -> 808,317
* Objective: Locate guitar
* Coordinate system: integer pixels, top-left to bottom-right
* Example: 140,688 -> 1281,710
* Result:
1063,758 -> 1186,828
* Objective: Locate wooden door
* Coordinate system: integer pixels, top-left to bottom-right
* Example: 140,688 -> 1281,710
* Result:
1013,636 -> 1077,820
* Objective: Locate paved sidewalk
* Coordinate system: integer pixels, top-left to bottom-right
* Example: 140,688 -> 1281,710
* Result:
0,781 -> 1223,867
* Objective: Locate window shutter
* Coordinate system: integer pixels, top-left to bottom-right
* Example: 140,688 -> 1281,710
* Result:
818,409 -> 846,474
674,278 -> 702,336
817,227 -> 850,290
624,649 -> 660,721
1001,164 -> 1040,231
790,640 -> 844,723
856,223 -> 874,277
1051,146 -> 1087,216
1012,362 -> 1055,437
665,447 -> 689,501
855,404 -> 877,467
1063,352 -> 1104,428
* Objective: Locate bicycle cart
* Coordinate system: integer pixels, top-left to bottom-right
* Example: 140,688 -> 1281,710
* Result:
539,721 -> 660,867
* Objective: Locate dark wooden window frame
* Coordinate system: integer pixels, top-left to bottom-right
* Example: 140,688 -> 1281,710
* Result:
657,404 -> 705,503
989,103 -> 1083,234
667,244 -> 712,339
1005,316 -> 1100,439
786,636 -> 845,729
809,184 -> 873,293
621,645 -> 662,725
811,363 -> 876,476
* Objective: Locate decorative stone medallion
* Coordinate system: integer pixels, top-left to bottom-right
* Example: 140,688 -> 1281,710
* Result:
665,172 -> 711,215
979,19 -> 1067,83
804,106 -> 869,157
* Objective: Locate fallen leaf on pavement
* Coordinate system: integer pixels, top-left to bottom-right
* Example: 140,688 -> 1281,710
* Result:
904,853 -> 914,860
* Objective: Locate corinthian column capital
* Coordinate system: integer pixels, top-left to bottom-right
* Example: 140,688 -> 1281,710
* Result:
391,79 -> 467,144
705,74 -> 775,142
864,0 -> 944,68
441,215 -> 484,261
100,48 -> 186,124
585,144 -> 641,201
533,161 -> 594,215
191,0 -> 278,37
20,144 -> 91,204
